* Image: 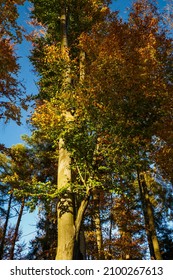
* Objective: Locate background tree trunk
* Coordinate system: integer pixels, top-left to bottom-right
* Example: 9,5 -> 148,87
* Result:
0,192 -> 13,259
93,190 -> 104,259
9,198 -> 25,260
137,171 -> 162,260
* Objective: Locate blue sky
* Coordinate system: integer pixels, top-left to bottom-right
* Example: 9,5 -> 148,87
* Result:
0,1 -> 36,147
0,0 -> 170,254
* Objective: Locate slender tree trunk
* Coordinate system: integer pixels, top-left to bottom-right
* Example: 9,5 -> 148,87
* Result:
170,179 -> 173,191
9,198 -> 25,260
73,182 -> 90,259
0,192 -> 13,259
55,5 -> 75,260
108,193 -> 113,259
79,229 -> 86,259
93,190 -> 104,259
79,50 -> 85,82
137,171 -> 162,260
72,49 -> 89,260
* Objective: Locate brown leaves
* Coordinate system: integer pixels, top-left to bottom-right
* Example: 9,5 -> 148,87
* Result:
0,0 -> 25,41
0,0 -> 25,124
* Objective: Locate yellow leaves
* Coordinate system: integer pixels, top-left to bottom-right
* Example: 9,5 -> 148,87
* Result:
2,172 -> 19,185
31,100 -> 62,134
90,0 -> 110,16
43,44 -> 71,65
43,44 -> 61,64
100,5 -> 109,15
93,100 -> 105,111
137,32 -> 157,65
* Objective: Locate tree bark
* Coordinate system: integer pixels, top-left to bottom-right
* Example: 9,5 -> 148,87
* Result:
108,193 -> 113,259
73,194 -> 90,260
137,171 -> 162,260
93,190 -> 104,259
55,4 -> 90,260
56,137 -> 75,259
55,4 -> 76,259
0,192 -> 13,259
9,198 -> 25,260
79,50 -> 85,82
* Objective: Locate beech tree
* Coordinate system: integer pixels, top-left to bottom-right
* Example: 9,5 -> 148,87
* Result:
29,0 -> 111,260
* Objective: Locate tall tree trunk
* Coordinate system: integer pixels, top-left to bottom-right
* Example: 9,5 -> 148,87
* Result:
0,192 -> 13,259
108,193 -> 113,259
93,190 -> 104,259
55,5 -> 75,260
56,136 -> 75,259
55,4 -> 90,260
9,198 -> 25,260
73,201 -> 88,259
137,171 -> 162,260
72,50 -> 89,260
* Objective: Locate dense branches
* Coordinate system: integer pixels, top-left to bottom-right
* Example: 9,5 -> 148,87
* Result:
0,0 -> 26,124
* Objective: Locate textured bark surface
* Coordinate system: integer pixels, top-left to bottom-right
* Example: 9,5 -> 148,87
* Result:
56,5 -> 90,260
9,198 -> 25,260
55,5 -> 76,260
0,192 -> 13,259
137,172 -> 162,260
56,138 -> 75,260
93,190 -> 104,259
